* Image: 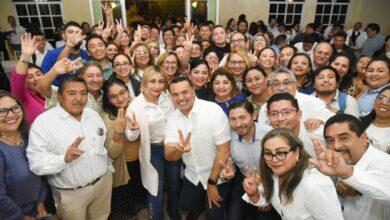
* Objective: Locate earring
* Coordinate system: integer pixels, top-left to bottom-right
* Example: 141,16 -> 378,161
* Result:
296,156 -> 299,162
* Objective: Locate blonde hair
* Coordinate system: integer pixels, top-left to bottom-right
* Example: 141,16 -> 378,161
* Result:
141,66 -> 168,97
129,42 -> 153,76
225,48 -> 254,69
157,51 -> 181,77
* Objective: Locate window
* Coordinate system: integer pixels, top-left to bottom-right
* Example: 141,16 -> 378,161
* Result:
268,0 -> 305,26
13,0 -> 63,42
315,0 -> 350,28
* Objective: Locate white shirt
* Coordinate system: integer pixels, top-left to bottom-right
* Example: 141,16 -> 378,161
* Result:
243,167 -> 344,220
366,124 -> 390,153
258,91 -> 335,126
27,105 -> 111,188
145,92 -> 173,143
294,42 -> 317,57
6,26 -> 26,45
298,123 -> 326,159
165,98 -> 231,189
346,29 -> 367,47
341,145 -> 390,220
29,48 -> 50,67
311,90 -> 360,118
230,122 -> 271,174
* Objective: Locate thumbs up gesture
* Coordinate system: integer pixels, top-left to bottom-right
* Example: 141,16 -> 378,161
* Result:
64,137 -> 85,163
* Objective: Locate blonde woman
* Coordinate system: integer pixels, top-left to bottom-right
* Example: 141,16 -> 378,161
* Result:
129,42 -> 154,79
125,66 -> 180,220
224,48 -> 254,93
157,51 -> 182,84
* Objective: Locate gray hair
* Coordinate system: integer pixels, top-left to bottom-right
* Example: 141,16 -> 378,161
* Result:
269,67 -> 297,84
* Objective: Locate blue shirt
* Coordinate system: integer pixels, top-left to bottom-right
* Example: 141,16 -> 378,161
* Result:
214,93 -> 247,115
362,34 -> 384,56
358,83 -> 389,115
299,84 -> 315,95
41,46 -> 90,86
0,140 -> 46,219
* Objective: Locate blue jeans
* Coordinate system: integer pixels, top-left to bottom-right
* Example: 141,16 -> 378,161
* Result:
148,144 -> 182,220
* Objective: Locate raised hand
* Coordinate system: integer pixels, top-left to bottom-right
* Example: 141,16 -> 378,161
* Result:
309,137 -> 353,179
94,21 -> 104,36
115,108 -> 126,134
51,57 -> 83,75
21,33 -> 37,57
102,2 -> 112,16
64,137 -> 85,163
243,167 -> 260,197
66,30 -> 85,48
115,18 -> 124,34
183,33 -> 194,52
102,24 -> 113,41
177,129 -> 191,153
248,50 -> 258,65
304,118 -> 324,132
133,25 -> 142,43
126,113 -> 139,131
220,158 -> 234,180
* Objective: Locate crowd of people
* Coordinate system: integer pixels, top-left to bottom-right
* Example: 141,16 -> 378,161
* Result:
0,4 -> 389,220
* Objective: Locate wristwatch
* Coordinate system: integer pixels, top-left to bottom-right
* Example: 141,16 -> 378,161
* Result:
19,55 -> 30,64
207,178 -> 217,185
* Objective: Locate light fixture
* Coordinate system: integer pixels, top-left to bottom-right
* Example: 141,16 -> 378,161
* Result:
110,2 -> 117,8
192,2 -> 198,8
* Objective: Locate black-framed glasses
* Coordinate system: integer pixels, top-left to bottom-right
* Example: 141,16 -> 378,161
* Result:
268,109 -> 297,118
270,81 -> 295,88
375,95 -> 389,104
0,105 -> 22,117
263,148 -> 294,161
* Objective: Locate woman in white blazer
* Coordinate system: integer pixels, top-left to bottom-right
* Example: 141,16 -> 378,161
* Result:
125,66 -> 180,220
242,128 -> 344,220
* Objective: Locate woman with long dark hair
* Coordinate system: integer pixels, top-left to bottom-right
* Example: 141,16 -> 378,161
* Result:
330,53 -> 359,97
288,53 -> 314,95
242,128 -> 344,219
361,86 -> 390,153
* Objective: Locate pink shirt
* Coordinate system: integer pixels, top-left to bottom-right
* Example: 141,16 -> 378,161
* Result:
10,69 -> 45,125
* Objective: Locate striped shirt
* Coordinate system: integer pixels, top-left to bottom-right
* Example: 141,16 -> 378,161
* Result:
27,104 -> 111,188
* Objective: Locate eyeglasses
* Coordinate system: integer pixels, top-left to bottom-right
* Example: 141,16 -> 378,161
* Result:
229,60 -> 246,66
164,61 -> 178,66
109,90 -> 129,101
135,51 -> 149,56
270,81 -> 295,88
230,39 -> 245,45
0,105 -> 22,117
263,148 -> 294,161
376,95 -> 390,104
268,109 -> 297,118
114,62 -> 130,68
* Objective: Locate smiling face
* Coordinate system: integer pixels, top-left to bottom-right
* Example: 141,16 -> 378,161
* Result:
108,83 -> 130,109
356,56 -> 372,77
87,37 -> 106,61
162,55 -> 179,77
106,44 -> 119,61
290,55 -> 311,77
134,45 -> 150,67
113,54 -> 131,80
58,82 -> 88,118
263,136 -> 299,176
0,96 -> 23,133
213,75 -> 233,99
191,43 -> 202,58
205,52 -> 219,67
245,69 -> 267,96
212,27 -> 227,46
267,100 -> 301,132
148,42 -> 160,58
279,47 -> 294,67
313,43 -> 333,67
82,66 -> 104,93
227,53 -> 247,78
258,48 -> 276,70
189,63 -> 209,89
26,67 -> 43,93
365,60 -> 390,89
169,80 -> 196,116
253,35 -> 267,51
145,72 -> 165,99
229,107 -> 254,137
120,32 -> 130,47
331,56 -> 350,78
374,89 -> 390,119
270,73 -> 298,95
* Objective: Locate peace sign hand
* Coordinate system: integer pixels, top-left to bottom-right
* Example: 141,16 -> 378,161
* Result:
177,129 -> 191,153
21,33 -> 37,57
309,137 -> 354,179
115,18 -> 124,34
66,30 -> 85,48
102,2 -> 112,16
243,167 -> 261,197
183,33 -> 194,52
64,137 -> 85,163
52,57 -> 83,75
102,24 -> 113,40
115,108 -> 127,134
126,113 -> 139,131
220,158 -> 234,180
249,50 -> 258,65
134,25 -> 142,43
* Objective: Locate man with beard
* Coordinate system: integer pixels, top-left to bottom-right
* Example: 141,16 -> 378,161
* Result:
41,21 -> 90,86
311,42 -> 333,70
223,101 -> 281,220
310,114 -> 390,220
311,66 -> 360,117
198,23 -> 212,41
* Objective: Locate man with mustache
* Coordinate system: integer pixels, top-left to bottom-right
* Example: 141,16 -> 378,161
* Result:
41,21 -> 90,86
310,114 -> 390,220
27,75 -> 113,220
311,42 -> 333,70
